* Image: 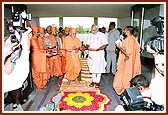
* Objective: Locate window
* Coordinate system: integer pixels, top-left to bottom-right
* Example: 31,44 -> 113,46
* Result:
63,17 -> 94,28
63,17 -> 94,34
98,17 -> 118,32
39,17 -> 59,29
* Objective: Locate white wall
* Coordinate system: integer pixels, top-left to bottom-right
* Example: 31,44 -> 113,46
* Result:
76,34 -> 89,43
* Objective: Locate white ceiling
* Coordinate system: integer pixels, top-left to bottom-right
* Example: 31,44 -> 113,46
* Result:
26,3 -> 134,18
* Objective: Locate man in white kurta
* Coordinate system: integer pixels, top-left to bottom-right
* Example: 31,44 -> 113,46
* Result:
86,24 -> 108,88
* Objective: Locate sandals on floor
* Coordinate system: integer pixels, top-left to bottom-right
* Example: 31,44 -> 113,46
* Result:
95,83 -> 100,88
89,82 -> 95,87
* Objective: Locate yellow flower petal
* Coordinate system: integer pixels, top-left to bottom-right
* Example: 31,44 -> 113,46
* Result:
63,92 -> 94,108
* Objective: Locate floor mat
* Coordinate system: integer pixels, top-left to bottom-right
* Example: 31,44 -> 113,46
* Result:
56,91 -> 111,111
59,79 -> 98,92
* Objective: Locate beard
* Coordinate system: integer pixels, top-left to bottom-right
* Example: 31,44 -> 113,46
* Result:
123,32 -> 127,39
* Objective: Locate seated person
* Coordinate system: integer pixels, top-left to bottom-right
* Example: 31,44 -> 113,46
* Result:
130,73 -> 164,111
146,43 -> 165,110
130,74 -> 153,111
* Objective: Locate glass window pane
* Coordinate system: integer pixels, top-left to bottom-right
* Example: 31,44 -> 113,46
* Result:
132,9 -> 140,41
63,17 -> 94,34
143,5 -> 163,43
63,17 -> 94,28
98,17 -> 118,33
39,17 -> 59,29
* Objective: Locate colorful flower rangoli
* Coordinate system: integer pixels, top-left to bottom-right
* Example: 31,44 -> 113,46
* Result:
57,91 -> 111,111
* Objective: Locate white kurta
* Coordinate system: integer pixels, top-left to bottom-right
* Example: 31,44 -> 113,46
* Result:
86,32 -> 108,73
3,51 -> 30,93
3,37 -> 30,93
149,75 -> 165,106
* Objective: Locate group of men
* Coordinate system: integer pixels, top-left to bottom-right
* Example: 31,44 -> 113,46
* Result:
29,22 -> 164,111
3,18 -> 84,110
30,25 -> 84,89
5,18 -> 163,111
29,22 -> 142,93
86,23 -> 141,93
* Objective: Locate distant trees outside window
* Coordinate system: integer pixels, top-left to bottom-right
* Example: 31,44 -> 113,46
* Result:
63,17 -> 94,34
39,17 -> 117,34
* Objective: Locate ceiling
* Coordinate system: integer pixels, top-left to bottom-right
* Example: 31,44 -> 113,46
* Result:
26,3 -> 134,18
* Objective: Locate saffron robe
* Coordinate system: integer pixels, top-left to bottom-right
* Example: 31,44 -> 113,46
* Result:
60,35 -> 67,74
52,36 -> 63,77
31,36 -> 49,89
62,36 -> 82,81
113,35 -> 141,95
44,35 -> 56,77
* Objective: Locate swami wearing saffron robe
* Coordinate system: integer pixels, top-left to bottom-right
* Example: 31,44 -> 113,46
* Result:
51,27 -> 63,77
113,26 -> 141,95
44,26 -> 57,78
31,26 -> 48,89
62,28 -> 82,84
60,27 -> 70,74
